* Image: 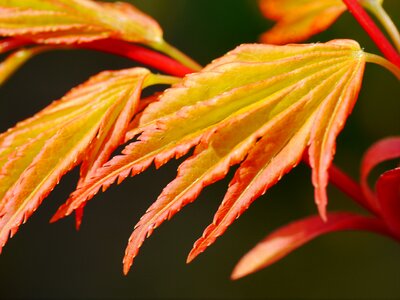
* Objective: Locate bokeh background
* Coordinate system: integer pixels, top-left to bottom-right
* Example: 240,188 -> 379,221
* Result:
0,0 -> 399,299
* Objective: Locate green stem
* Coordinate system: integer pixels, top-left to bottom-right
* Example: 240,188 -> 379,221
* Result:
361,0 -> 400,52
152,40 -> 202,71
145,74 -> 181,87
0,46 -> 50,86
366,52 -> 400,80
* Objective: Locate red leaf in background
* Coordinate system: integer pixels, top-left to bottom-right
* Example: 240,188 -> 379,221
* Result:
361,137 -> 400,214
231,212 -> 390,279
376,168 -> 400,238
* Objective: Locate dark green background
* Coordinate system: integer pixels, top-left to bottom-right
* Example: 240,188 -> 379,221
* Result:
0,0 -> 399,299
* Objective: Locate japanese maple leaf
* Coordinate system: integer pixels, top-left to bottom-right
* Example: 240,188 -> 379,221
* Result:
0,67 -> 177,251
51,39 -> 372,274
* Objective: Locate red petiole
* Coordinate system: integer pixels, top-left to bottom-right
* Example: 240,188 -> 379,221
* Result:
77,39 -> 194,77
0,38 -> 32,54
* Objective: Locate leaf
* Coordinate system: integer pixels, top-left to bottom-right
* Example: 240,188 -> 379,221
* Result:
376,168 -> 400,238
259,0 -> 346,44
360,137 -> 400,214
188,41 -> 365,261
231,212 -> 389,279
53,40 -> 366,273
0,0 -> 162,46
0,67 -> 151,251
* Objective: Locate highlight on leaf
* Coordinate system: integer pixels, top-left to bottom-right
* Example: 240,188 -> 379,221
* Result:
259,0 -> 346,44
0,67 -> 178,252
51,39 -> 368,273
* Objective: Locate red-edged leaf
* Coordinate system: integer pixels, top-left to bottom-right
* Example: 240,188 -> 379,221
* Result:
188,41 -> 365,262
0,67 -> 151,251
376,168 -> 400,238
308,55 -> 365,220
259,0 -> 346,44
0,0 -> 162,46
52,40 -> 366,273
361,137 -> 400,214
231,212 -> 389,279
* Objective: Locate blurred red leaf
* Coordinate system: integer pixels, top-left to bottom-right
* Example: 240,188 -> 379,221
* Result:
376,168 -> 400,238
231,212 -> 389,279
361,137 -> 400,214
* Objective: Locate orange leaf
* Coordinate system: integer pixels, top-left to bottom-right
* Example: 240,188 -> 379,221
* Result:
259,0 -> 346,44
53,40 -> 366,273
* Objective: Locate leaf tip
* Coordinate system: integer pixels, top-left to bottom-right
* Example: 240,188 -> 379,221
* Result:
186,249 -> 199,264
315,188 -> 328,222
230,264 -> 248,280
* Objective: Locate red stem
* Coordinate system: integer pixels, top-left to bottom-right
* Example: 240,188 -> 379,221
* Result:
76,39 -> 194,77
0,38 -> 32,54
328,165 -> 378,215
342,0 -> 400,67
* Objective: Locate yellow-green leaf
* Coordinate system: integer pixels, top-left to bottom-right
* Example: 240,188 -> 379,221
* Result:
53,40 -> 366,273
0,67 -> 151,251
0,0 -> 163,45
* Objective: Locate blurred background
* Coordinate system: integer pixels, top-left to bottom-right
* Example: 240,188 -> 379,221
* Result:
0,0 -> 399,299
